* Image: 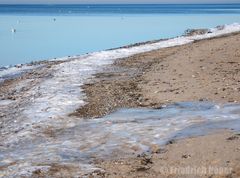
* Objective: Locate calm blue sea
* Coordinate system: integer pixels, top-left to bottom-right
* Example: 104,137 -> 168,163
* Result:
0,4 -> 240,66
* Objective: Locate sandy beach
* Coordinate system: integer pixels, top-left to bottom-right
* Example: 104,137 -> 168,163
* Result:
72,32 -> 240,177
0,32 -> 240,177
95,131 -> 240,178
73,32 -> 240,118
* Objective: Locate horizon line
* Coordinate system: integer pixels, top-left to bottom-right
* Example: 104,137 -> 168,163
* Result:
0,3 -> 240,5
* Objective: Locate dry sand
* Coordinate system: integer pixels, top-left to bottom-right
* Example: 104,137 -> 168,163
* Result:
95,131 -> 240,178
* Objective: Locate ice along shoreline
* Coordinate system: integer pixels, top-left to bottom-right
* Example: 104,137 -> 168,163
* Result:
1,23 -> 240,121
1,23 -> 240,177
1,23 -> 240,83
2,23 -> 240,118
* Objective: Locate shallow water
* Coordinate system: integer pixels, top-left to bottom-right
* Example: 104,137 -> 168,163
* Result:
1,102 -> 240,176
1,4 -> 240,66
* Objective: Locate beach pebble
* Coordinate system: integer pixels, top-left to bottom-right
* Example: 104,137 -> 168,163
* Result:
182,154 -> 191,159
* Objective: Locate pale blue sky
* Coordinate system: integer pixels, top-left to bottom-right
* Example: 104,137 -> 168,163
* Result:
0,0 -> 239,4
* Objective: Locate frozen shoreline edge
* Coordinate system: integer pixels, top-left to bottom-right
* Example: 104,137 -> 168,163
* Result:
1,23 -> 240,83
